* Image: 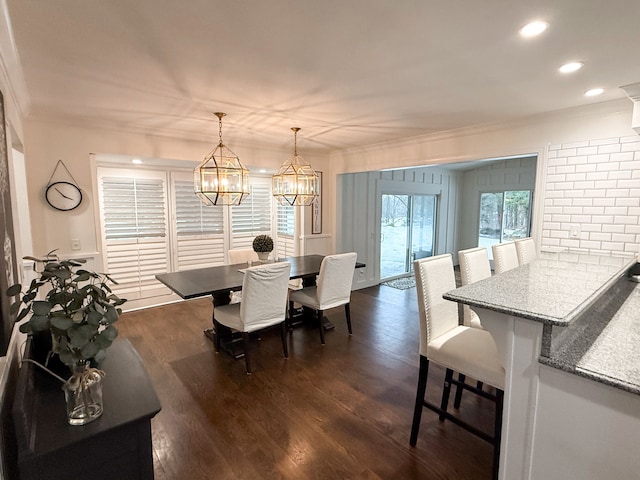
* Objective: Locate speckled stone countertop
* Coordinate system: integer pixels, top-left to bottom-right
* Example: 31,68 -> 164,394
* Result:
444,250 -> 639,396
539,276 -> 640,395
443,250 -> 635,326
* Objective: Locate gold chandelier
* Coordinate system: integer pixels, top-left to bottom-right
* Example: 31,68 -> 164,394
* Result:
194,112 -> 250,206
272,127 -> 319,206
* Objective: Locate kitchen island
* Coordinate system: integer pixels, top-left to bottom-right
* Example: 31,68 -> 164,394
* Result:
444,250 -> 640,480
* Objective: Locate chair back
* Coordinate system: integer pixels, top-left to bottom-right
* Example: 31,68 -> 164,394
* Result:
414,254 -> 459,357
492,241 -> 519,274
458,247 -> 491,328
228,248 -> 259,264
240,262 -> 291,331
316,252 -> 357,310
515,237 -> 537,265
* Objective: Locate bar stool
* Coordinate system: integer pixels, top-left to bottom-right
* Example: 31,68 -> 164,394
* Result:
410,253 -> 504,480
515,237 -> 537,265
492,241 -> 519,274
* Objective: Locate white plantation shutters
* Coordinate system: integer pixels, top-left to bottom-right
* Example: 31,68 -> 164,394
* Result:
277,203 -> 296,258
99,172 -> 171,300
230,179 -> 272,249
174,178 -> 225,269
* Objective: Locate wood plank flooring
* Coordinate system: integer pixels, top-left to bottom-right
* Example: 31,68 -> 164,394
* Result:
117,283 -> 496,480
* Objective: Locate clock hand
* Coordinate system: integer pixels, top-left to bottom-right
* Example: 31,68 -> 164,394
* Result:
55,187 -> 73,200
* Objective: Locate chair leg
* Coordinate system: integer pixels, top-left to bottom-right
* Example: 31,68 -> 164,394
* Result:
477,380 -> 484,391
212,318 -> 221,353
453,373 -> 466,409
318,309 -> 325,344
439,368 -> 454,422
492,389 -> 504,480
280,322 -> 289,358
345,303 -> 353,334
410,355 -> 429,446
242,332 -> 252,374
288,300 -> 295,330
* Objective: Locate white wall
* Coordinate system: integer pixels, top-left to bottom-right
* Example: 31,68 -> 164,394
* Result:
23,120 -> 331,268
330,99 -> 640,259
338,166 -> 462,289
543,136 -> 640,256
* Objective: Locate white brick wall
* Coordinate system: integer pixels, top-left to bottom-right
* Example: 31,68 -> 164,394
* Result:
543,135 -> 640,256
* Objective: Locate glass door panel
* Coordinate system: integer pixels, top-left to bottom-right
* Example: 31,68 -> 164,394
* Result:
380,194 -> 410,279
380,194 -> 437,280
410,195 -> 436,269
478,190 -> 531,260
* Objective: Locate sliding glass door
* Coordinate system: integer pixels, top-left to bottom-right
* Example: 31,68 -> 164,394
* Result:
380,194 -> 436,280
478,190 -> 532,258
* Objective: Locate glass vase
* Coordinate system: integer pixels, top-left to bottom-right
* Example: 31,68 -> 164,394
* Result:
62,363 -> 105,425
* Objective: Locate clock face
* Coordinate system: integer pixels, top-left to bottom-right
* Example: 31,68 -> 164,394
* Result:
45,181 -> 83,211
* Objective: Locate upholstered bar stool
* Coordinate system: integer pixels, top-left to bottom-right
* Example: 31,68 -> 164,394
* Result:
410,253 -> 504,480
492,241 -> 519,274
515,237 -> 537,265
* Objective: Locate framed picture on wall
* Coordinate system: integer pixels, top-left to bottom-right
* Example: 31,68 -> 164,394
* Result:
312,171 -> 322,234
0,89 -> 19,356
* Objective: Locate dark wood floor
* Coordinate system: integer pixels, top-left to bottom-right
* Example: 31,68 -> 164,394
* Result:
118,283 -> 496,480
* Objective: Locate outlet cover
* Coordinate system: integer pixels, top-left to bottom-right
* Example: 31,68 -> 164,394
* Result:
71,239 -> 81,251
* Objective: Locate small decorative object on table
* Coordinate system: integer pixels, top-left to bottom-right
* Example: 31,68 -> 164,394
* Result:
252,234 -> 274,262
6,251 -> 126,425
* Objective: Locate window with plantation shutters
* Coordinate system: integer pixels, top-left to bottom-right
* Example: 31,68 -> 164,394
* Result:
98,172 -> 171,302
276,203 -> 296,257
230,179 -> 272,249
173,177 -> 225,269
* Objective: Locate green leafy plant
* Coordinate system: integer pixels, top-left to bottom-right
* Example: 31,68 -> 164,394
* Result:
6,253 -> 126,368
252,234 -> 274,253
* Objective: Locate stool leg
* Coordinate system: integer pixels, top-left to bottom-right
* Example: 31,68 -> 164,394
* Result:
410,356 -> 429,446
454,373 -> 466,409
439,368 -> 453,422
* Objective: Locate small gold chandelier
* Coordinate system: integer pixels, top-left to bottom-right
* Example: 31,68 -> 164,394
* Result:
272,127 -> 319,206
194,112 -> 250,206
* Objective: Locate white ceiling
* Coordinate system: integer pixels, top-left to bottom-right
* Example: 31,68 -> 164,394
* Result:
5,0 -> 640,153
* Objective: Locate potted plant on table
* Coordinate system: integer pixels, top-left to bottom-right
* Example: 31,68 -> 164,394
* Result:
252,234 -> 274,262
6,252 -> 126,425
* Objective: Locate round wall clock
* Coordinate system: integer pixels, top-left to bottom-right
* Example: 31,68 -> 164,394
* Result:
45,181 -> 83,211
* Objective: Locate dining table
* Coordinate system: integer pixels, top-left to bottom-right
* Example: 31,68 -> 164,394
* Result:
156,254 -> 364,356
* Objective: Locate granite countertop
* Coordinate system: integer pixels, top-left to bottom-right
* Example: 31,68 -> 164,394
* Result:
443,250 -> 635,326
539,276 -> 640,395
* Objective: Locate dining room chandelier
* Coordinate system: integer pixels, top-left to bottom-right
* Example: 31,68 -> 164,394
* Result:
272,127 -> 320,206
194,112 -> 250,206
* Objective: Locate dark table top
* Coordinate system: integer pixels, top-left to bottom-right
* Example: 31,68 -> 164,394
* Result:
156,254 -> 363,299
13,338 -> 161,459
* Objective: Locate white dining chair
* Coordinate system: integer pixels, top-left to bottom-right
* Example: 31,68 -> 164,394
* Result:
288,252 -> 357,344
213,261 -> 291,374
410,253 -> 504,480
228,248 -> 259,265
458,247 -> 491,329
515,237 -> 537,265
492,241 -> 519,274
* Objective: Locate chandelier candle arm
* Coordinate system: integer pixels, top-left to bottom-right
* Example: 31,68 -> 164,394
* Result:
272,127 -> 320,207
194,112 -> 250,206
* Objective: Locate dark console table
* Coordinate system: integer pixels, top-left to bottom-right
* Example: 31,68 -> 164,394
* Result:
12,338 -> 161,480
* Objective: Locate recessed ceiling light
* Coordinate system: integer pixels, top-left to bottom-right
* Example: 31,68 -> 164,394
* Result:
519,20 -> 549,38
584,88 -> 604,97
559,62 -> 584,74
259,169 -> 267,173
132,158 -> 143,164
